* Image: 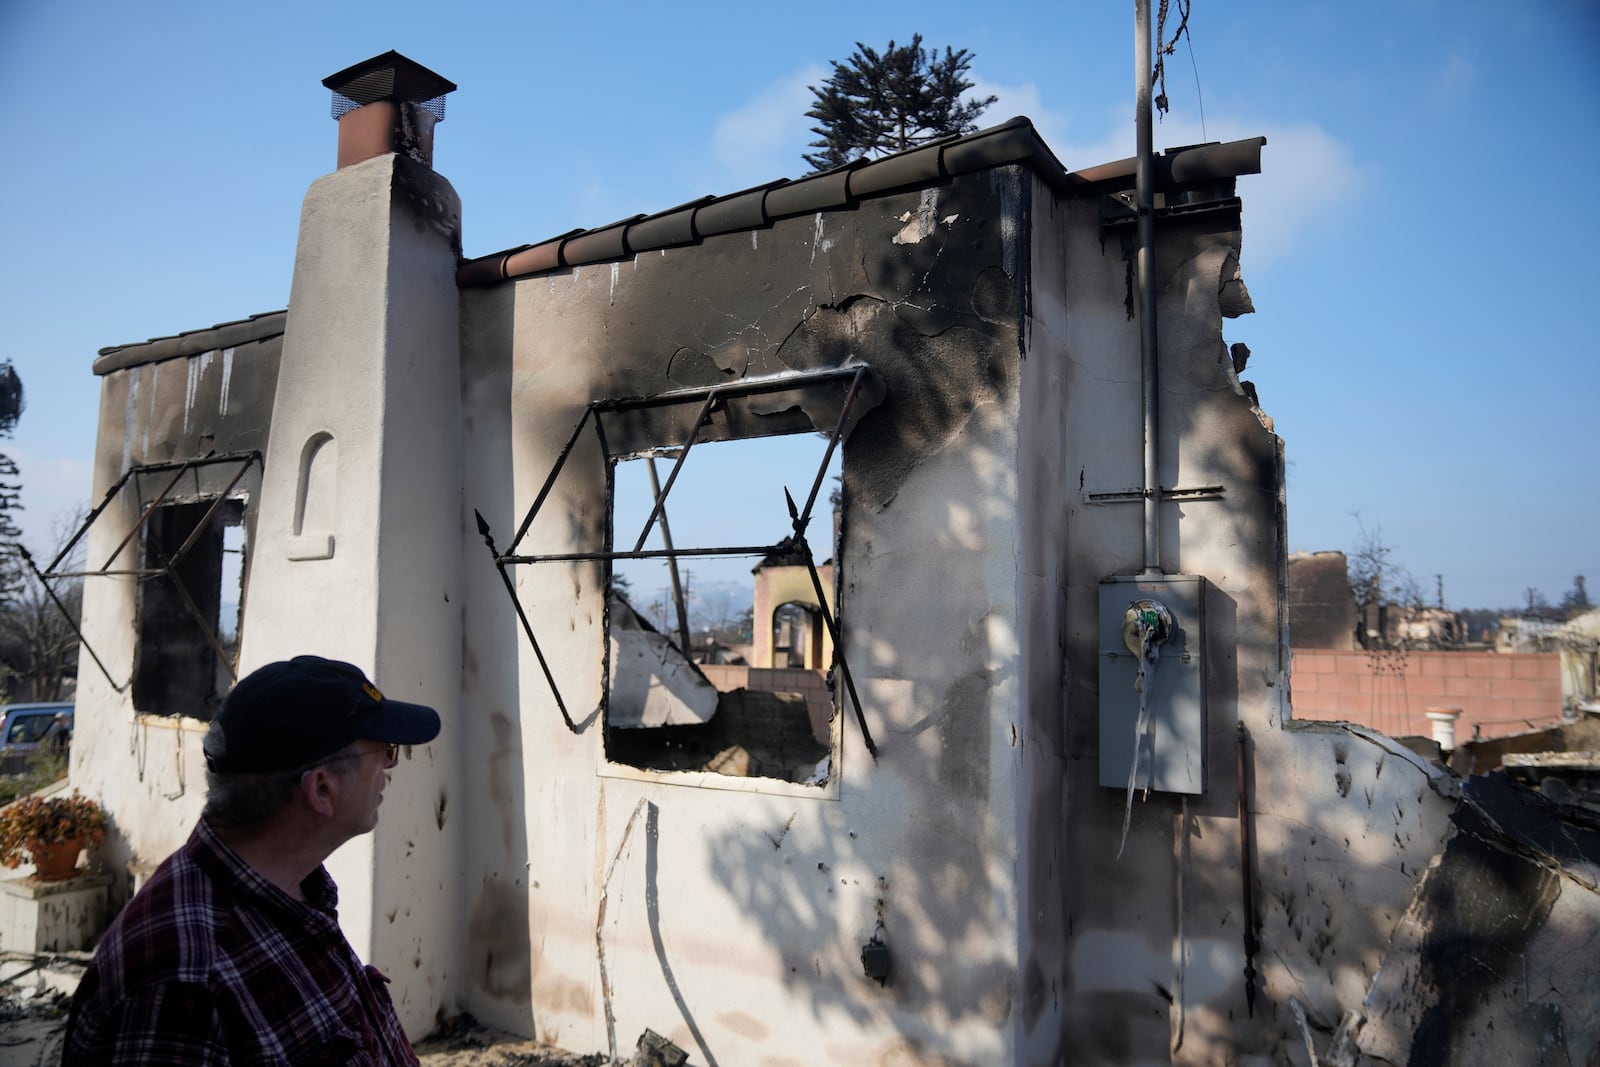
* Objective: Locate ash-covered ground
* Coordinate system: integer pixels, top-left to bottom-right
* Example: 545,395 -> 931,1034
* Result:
0,977 -> 606,1067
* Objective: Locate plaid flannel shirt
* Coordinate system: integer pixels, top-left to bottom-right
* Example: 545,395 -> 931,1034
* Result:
63,819 -> 419,1066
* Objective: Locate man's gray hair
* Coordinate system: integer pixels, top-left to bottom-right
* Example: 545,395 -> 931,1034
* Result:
201,722 -> 356,829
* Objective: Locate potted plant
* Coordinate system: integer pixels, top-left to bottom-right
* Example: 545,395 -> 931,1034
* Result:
0,790 -> 107,881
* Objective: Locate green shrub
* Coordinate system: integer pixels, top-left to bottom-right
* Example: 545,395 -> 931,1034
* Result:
0,750 -> 68,807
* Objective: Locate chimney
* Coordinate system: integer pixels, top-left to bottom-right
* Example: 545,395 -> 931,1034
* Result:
323,50 -> 456,170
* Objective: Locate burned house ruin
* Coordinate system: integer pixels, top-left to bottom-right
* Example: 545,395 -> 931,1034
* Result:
45,52 -> 1600,1066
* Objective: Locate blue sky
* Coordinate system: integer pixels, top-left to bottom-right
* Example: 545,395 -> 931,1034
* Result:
1,0 -> 1595,611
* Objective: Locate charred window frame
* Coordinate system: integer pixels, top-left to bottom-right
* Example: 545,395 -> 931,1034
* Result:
131,496 -> 246,718
29,452 -> 260,718
476,366 -> 885,782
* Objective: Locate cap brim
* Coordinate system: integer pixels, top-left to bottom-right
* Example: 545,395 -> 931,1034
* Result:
365,698 -> 441,746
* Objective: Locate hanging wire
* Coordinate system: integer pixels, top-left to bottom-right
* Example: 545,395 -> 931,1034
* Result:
1184,16 -> 1209,142
1154,0 -> 1197,127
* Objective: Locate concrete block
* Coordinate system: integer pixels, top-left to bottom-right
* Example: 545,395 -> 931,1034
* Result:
1327,672 -> 1366,694
1419,654 -> 1453,677
1493,679 -> 1542,701
1406,676 -> 1450,699
1294,651 -> 1336,674
1466,656 -> 1514,679
1512,655 -> 1557,680
0,873 -> 112,953
1444,676 -> 1492,698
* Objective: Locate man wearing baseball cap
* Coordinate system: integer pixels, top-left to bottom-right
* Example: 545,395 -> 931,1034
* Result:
63,656 -> 441,1065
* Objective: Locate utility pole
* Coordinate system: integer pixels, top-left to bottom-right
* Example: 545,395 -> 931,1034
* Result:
681,568 -> 695,652
1135,0 -> 1161,577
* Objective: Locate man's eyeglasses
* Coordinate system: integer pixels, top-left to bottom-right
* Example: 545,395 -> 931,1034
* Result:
298,742 -> 399,778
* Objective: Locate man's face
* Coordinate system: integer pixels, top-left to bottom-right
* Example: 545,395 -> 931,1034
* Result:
333,741 -> 399,836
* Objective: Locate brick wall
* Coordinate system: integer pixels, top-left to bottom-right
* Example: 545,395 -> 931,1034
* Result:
1290,649 -> 1564,741
700,664 -> 834,745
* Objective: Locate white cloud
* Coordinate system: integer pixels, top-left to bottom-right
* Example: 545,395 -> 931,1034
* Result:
1055,109 -> 1367,266
967,76 -> 1070,149
710,65 -> 828,187
707,68 -> 1363,271
1229,121 -> 1365,264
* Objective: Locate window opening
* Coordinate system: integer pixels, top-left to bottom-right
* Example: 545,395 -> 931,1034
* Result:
606,436 -> 841,782
475,365 -> 883,774
26,451 -> 260,699
772,600 -> 826,669
131,497 -> 246,718
219,521 -> 245,651
610,437 -> 840,645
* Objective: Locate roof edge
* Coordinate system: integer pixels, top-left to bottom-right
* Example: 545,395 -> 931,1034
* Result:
93,311 -> 288,376
1067,136 -> 1267,191
458,123 -> 1267,289
89,129 -> 1270,360
458,116 -> 1071,288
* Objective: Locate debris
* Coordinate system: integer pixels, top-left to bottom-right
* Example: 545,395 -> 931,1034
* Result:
632,1029 -> 688,1067
0,981 -> 70,1067
413,1011 -> 607,1065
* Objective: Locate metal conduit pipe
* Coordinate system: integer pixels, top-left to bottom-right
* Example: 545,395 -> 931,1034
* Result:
1135,0 -> 1162,576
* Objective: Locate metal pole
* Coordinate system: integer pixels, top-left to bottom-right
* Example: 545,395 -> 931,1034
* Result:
646,459 -> 693,653
633,391 -> 718,553
1236,722 -> 1259,1016
1136,0 -> 1162,576
17,545 -> 126,692
474,511 -> 578,733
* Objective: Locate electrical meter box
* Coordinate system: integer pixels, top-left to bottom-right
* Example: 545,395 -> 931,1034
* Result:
1098,574 -> 1206,795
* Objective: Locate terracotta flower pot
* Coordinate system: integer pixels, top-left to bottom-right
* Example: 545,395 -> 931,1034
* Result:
29,837 -> 83,882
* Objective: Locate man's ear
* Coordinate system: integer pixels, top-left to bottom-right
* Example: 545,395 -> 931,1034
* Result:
299,767 -> 340,819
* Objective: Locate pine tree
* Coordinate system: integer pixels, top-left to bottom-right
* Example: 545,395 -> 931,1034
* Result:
0,361 -> 24,612
803,35 -> 998,172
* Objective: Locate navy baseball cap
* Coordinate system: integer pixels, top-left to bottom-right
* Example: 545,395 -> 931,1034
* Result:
206,656 -> 441,774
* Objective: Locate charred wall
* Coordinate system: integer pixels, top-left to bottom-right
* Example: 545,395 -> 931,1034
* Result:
459,168 -> 1040,1063
1289,550 -> 1357,651
1349,771 -> 1600,1066
1045,191 -> 1289,1064
1039,188 -> 1463,1067
73,326 -> 283,890
94,335 -> 279,713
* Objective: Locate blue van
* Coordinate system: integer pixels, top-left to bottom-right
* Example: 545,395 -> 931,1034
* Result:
0,702 -> 74,776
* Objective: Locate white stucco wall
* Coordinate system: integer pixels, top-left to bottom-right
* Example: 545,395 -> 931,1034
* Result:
458,176 -> 1043,1065
448,165 -> 1461,1066
67,139 -> 1480,1063
71,152 -> 466,1037
1041,192 -> 1459,1065
241,153 -> 466,1032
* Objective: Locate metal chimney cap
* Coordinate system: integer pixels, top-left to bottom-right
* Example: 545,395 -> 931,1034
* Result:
323,51 -> 456,121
